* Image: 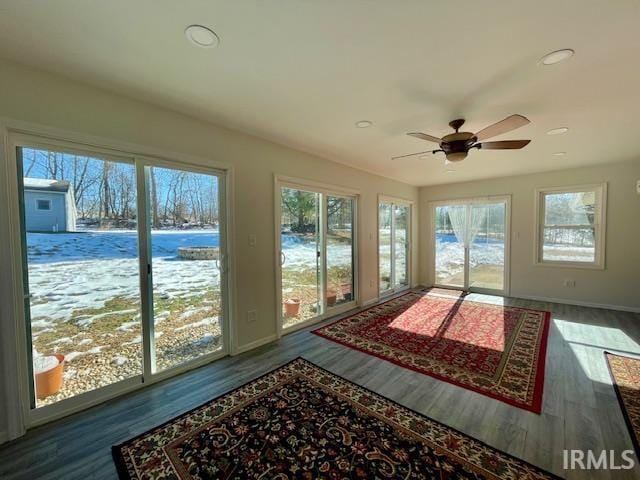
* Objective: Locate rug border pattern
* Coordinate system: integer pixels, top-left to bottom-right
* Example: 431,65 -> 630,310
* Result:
604,351 -> 640,456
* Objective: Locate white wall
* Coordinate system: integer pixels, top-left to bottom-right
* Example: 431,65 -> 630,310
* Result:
0,58 -> 419,440
419,161 -> 640,311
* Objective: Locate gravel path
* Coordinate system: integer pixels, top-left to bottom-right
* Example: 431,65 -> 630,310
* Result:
35,306 -> 222,406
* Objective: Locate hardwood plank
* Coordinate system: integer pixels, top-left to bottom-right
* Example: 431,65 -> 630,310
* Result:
1,291 -> 638,480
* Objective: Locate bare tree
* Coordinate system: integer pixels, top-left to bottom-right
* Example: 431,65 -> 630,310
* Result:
150,168 -> 160,228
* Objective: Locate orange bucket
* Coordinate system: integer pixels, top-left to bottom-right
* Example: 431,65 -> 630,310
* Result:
35,353 -> 65,399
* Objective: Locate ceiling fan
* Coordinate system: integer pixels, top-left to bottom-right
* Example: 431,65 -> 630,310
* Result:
393,114 -> 531,163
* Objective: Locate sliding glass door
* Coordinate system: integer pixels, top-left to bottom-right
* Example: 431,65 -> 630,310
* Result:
144,165 -> 226,373
17,146 -> 143,408
433,198 -> 509,293
379,198 -> 411,296
278,182 -> 357,332
12,138 -> 229,423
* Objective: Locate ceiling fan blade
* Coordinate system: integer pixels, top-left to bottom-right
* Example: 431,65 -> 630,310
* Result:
474,114 -> 530,141
391,149 -> 440,160
478,140 -> 531,150
407,132 -> 442,144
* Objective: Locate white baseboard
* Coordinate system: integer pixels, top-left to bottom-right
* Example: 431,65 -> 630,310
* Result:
361,297 -> 379,307
513,294 -> 640,314
234,334 -> 279,355
422,283 -> 640,314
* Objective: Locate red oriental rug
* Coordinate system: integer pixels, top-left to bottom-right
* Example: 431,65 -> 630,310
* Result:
313,291 -> 551,413
605,352 -> 640,455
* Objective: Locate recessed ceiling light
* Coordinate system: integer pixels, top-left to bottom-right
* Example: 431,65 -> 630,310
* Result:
552,152 -> 567,156
355,120 -> 372,128
546,127 -> 569,135
185,25 -> 220,48
540,49 -> 574,66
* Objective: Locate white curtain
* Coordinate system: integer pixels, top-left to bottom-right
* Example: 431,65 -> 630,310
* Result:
447,205 -> 467,245
446,205 -> 486,247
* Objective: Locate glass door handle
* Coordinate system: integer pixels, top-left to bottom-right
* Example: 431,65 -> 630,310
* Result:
280,251 -> 286,266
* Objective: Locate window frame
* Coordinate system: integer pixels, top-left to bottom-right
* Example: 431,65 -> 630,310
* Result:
35,198 -> 52,211
534,183 -> 607,269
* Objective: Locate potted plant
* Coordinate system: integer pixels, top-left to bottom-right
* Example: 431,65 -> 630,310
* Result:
34,353 -> 65,399
341,284 -> 352,302
284,298 -> 301,317
326,289 -> 338,306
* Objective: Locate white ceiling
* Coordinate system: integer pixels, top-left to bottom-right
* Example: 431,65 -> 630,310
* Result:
0,0 -> 639,186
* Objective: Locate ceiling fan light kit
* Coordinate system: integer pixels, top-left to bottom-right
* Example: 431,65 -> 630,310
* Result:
393,115 -> 531,162
540,49 -> 574,66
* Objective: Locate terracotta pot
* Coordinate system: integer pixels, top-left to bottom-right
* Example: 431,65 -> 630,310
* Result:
284,299 -> 301,317
340,284 -> 352,302
35,353 -> 65,399
326,290 -> 337,307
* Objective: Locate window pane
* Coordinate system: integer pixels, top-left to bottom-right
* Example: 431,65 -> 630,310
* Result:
326,197 -> 354,307
434,205 -> 465,287
393,205 -> 409,287
20,147 -> 142,407
280,187 -> 321,329
36,199 -> 51,210
378,203 -> 392,291
544,191 -> 596,226
469,202 -> 505,291
147,166 -> 224,372
542,226 -> 596,262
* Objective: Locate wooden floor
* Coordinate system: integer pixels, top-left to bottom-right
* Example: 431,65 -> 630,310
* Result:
1,291 -> 639,479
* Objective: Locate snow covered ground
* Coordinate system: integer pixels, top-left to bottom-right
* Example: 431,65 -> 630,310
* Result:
435,234 -> 505,276
280,234 -> 353,269
27,230 -> 353,327
27,230 -> 221,326
26,231 -> 518,329
434,233 -> 594,281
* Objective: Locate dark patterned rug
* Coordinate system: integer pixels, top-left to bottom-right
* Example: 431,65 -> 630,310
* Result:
606,352 -> 640,455
113,358 -> 558,479
313,291 -> 551,413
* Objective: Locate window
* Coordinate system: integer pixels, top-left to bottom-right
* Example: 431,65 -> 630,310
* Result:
36,199 -> 51,210
536,183 -> 606,268
379,197 -> 411,295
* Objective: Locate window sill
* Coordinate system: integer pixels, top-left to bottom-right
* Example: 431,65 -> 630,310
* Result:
533,261 -> 605,270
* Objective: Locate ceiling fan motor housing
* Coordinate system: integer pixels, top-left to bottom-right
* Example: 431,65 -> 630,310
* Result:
440,131 -> 477,161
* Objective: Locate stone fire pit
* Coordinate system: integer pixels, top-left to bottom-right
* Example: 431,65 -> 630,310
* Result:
177,246 -> 219,260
